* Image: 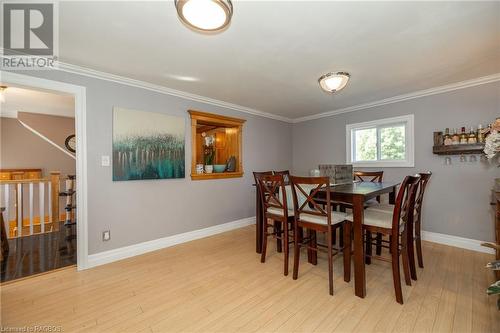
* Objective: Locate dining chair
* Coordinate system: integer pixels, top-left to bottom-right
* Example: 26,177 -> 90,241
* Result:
289,176 -> 349,295
412,172 -> 432,271
256,174 -> 294,276
334,170 -> 384,254
353,170 -> 384,205
273,170 -> 290,184
254,171 -> 280,252
347,174 -> 421,304
367,171 -> 432,280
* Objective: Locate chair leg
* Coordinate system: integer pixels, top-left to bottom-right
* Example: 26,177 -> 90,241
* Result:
343,222 -> 351,282
327,228 -> 334,296
293,225 -> 301,280
401,231 -> 412,286
308,230 -> 318,265
274,221 -> 282,253
283,221 -> 289,276
260,223 -> 268,263
332,228 -> 337,245
375,233 -> 383,255
407,221 -> 417,281
391,239 -> 404,304
365,231 -> 372,265
415,220 -> 424,268
339,226 -> 344,248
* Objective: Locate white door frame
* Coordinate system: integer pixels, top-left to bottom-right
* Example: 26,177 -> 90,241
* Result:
0,70 -> 89,270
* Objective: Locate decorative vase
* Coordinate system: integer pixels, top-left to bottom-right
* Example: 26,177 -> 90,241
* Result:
205,165 -> 213,174
195,164 -> 204,174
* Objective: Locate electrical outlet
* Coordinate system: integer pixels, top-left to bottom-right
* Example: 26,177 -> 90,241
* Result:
101,155 -> 110,167
102,230 -> 111,241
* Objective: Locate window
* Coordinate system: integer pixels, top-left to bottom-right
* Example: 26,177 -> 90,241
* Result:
346,115 -> 414,167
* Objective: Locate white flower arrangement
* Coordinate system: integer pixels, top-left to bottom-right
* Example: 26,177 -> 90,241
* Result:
483,118 -> 500,161
484,129 -> 500,159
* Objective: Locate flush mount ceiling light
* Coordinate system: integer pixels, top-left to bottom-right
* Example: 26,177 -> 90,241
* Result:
175,0 -> 233,32
318,72 -> 350,93
0,85 -> 7,103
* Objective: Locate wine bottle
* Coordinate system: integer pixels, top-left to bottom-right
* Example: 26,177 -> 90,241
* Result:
451,128 -> 460,145
443,128 -> 452,145
467,127 -> 477,144
477,124 -> 485,143
459,127 -> 467,144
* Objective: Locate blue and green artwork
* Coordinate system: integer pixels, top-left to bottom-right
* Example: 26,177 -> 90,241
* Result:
112,107 -> 185,181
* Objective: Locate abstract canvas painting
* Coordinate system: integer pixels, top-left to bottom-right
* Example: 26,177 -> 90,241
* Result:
112,107 -> 185,181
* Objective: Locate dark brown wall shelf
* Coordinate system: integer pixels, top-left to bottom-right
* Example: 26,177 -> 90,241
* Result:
432,143 -> 485,155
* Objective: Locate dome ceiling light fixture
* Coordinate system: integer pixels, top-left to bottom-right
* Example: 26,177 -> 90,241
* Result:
0,85 -> 8,103
175,0 -> 233,32
318,72 -> 350,93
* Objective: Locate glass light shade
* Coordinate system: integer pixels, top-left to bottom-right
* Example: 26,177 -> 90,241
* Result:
318,72 -> 350,93
175,0 -> 233,32
0,86 -> 7,103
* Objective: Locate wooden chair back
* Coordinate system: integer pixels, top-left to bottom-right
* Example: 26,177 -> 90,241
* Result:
289,176 -> 332,226
253,171 -> 273,185
256,174 -> 288,218
353,170 -> 383,183
391,175 -> 421,236
415,172 -> 432,216
273,170 -> 290,184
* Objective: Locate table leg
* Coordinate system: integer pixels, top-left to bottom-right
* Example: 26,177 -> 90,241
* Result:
352,195 -> 366,298
389,186 -> 396,204
308,230 -> 317,265
274,221 -> 282,253
256,187 -> 263,254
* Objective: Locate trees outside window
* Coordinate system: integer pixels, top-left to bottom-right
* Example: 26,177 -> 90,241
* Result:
346,115 -> 414,167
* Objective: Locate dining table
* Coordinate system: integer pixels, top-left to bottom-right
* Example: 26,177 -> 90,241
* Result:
254,180 -> 399,299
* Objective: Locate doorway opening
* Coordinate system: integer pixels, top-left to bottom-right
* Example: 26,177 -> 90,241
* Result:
0,72 -> 87,281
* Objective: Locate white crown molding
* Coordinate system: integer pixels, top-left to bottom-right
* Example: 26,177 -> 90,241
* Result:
48,62 -> 499,124
293,73 -> 500,123
86,216 -> 255,269
55,62 -> 294,123
421,230 -> 494,254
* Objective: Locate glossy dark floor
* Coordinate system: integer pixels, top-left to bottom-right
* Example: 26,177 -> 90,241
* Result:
1,223 -> 76,282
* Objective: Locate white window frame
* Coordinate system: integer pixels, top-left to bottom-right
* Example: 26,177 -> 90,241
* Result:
346,114 -> 414,168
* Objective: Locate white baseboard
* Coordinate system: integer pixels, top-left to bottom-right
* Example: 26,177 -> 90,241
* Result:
421,230 -> 495,254
87,216 -> 255,269
86,218 -> 493,269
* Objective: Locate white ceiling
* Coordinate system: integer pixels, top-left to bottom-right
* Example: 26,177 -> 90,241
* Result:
0,86 -> 75,118
57,1 -> 500,119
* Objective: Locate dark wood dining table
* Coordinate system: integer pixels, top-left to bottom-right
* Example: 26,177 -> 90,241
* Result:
254,181 -> 399,299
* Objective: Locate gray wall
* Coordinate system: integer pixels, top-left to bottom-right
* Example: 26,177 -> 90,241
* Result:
0,117 -> 76,177
293,81 -> 500,242
8,69 -> 498,254
10,70 -> 292,255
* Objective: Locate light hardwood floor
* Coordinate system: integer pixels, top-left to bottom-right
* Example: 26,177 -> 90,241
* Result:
1,225 -> 499,332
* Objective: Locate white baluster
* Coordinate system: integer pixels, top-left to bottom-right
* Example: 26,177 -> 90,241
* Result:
39,182 -> 45,233
17,183 -> 22,237
29,182 -> 34,235
3,184 -> 9,237
48,181 -> 52,228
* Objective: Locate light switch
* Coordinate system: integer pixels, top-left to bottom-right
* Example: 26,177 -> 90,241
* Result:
101,155 -> 110,167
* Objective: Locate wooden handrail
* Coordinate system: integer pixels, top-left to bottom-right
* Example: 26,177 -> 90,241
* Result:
0,178 -> 50,184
